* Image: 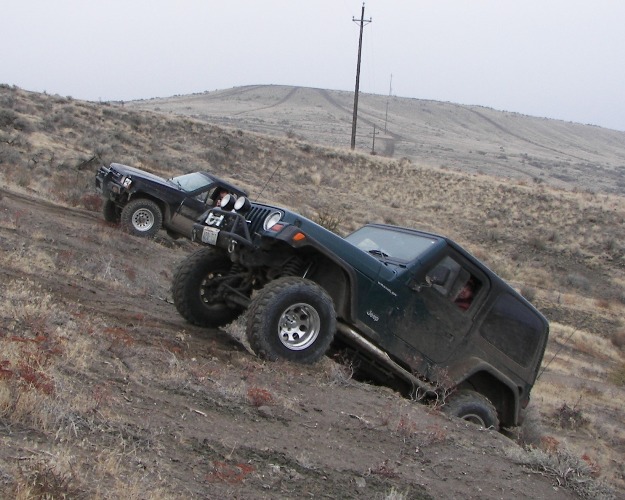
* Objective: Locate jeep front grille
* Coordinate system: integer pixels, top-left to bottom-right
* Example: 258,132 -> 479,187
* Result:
246,205 -> 273,236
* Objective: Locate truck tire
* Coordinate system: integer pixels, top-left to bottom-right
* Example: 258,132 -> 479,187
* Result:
444,390 -> 500,429
172,247 -> 244,327
247,277 -> 336,364
103,200 -> 120,223
120,198 -> 162,237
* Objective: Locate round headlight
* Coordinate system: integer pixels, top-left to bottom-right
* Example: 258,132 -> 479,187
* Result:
234,196 -> 251,213
263,211 -> 283,231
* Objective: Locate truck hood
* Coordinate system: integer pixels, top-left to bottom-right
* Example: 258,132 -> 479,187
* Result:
110,163 -> 173,187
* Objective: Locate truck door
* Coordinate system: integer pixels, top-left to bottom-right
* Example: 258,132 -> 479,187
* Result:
169,189 -> 213,237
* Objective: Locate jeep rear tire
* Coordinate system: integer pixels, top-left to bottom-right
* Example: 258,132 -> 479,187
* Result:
103,200 -> 120,223
247,277 -> 336,364
172,248 -> 245,328
121,198 -> 162,237
444,390 -> 499,429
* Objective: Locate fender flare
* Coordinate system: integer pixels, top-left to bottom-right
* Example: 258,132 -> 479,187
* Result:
273,226 -> 362,323
445,357 -> 521,426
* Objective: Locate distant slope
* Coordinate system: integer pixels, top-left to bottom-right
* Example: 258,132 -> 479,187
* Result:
128,85 -> 625,194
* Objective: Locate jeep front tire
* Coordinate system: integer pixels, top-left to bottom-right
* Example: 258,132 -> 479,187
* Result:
247,277 -> 336,364
121,198 -> 162,237
172,248 -> 245,327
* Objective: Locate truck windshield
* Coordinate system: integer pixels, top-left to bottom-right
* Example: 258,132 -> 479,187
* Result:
345,226 -> 438,262
170,172 -> 211,192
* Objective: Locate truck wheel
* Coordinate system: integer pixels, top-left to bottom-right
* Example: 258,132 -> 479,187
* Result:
103,200 -> 120,223
444,390 -> 500,429
120,198 -> 162,237
172,247 -> 244,327
247,277 -> 336,364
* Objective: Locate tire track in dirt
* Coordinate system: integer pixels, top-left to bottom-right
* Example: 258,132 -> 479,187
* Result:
232,86 -> 301,116
185,85 -> 266,103
0,187 -> 99,223
466,108 -> 591,163
317,88 -> 404,140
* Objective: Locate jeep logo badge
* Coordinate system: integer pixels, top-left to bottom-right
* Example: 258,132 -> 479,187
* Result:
366,310 -> 379,322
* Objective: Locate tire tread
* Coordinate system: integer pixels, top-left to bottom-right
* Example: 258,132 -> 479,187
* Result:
172,247 -> 242,327
444,389 -> 500,429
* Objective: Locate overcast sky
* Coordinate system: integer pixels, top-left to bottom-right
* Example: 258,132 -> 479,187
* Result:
2,1 -> 624,131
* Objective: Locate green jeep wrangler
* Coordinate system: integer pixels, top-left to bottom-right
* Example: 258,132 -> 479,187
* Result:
172,195 -> 549,430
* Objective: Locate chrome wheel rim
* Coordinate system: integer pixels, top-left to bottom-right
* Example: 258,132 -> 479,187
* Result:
462,413 -> 487,427
131,208 -> 155,231
278,303 -> 320,350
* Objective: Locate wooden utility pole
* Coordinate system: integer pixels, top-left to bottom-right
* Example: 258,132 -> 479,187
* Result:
350,3 -> 371,150
371,124 -> 379,154
384,74 -> 392,133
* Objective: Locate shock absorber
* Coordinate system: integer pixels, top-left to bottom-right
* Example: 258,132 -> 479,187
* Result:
281,255 -> 307,277
222,262 -> 253,308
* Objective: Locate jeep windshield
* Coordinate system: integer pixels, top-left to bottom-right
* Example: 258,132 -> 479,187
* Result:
170,172 -> 211,192
345,225 -> 438,263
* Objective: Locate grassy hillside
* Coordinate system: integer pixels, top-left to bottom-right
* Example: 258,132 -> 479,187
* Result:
1,84 -> 624,497
128,85 -> 625,195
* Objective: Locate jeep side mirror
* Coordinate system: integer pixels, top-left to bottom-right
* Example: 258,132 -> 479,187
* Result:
408,266 -> 451,292
426,266 -> 450,287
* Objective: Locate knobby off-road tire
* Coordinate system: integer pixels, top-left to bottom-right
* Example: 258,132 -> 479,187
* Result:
102,200 -> 120,223
120,198 -> 162,238
172,247 -> 244,328
444,389 -> 500,430
246,277 -> 336,364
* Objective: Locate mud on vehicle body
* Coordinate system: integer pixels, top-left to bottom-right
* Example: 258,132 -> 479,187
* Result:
95,163 -> 247,239
172,197 -> 549,430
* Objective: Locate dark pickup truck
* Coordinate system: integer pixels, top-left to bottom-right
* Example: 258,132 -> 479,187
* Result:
172,196 -> 549,430
95,163 -> 246,239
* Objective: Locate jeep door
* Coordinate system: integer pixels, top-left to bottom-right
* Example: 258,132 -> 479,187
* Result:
386,251 -> 489,364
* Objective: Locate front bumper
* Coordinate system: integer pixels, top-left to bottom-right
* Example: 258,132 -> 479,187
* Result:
192,210 -> 254,249
191,204 -> 276,249
95,165 -> 127,199
94,166 -> 109,194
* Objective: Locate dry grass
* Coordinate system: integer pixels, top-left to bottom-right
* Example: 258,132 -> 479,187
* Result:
0,279 -> 158,496
532,323 -> 625,492
506,446 -> 616,499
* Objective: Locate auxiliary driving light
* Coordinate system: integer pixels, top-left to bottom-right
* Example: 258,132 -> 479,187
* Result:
220,194 -> 237,211
233,196 -> 251,213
